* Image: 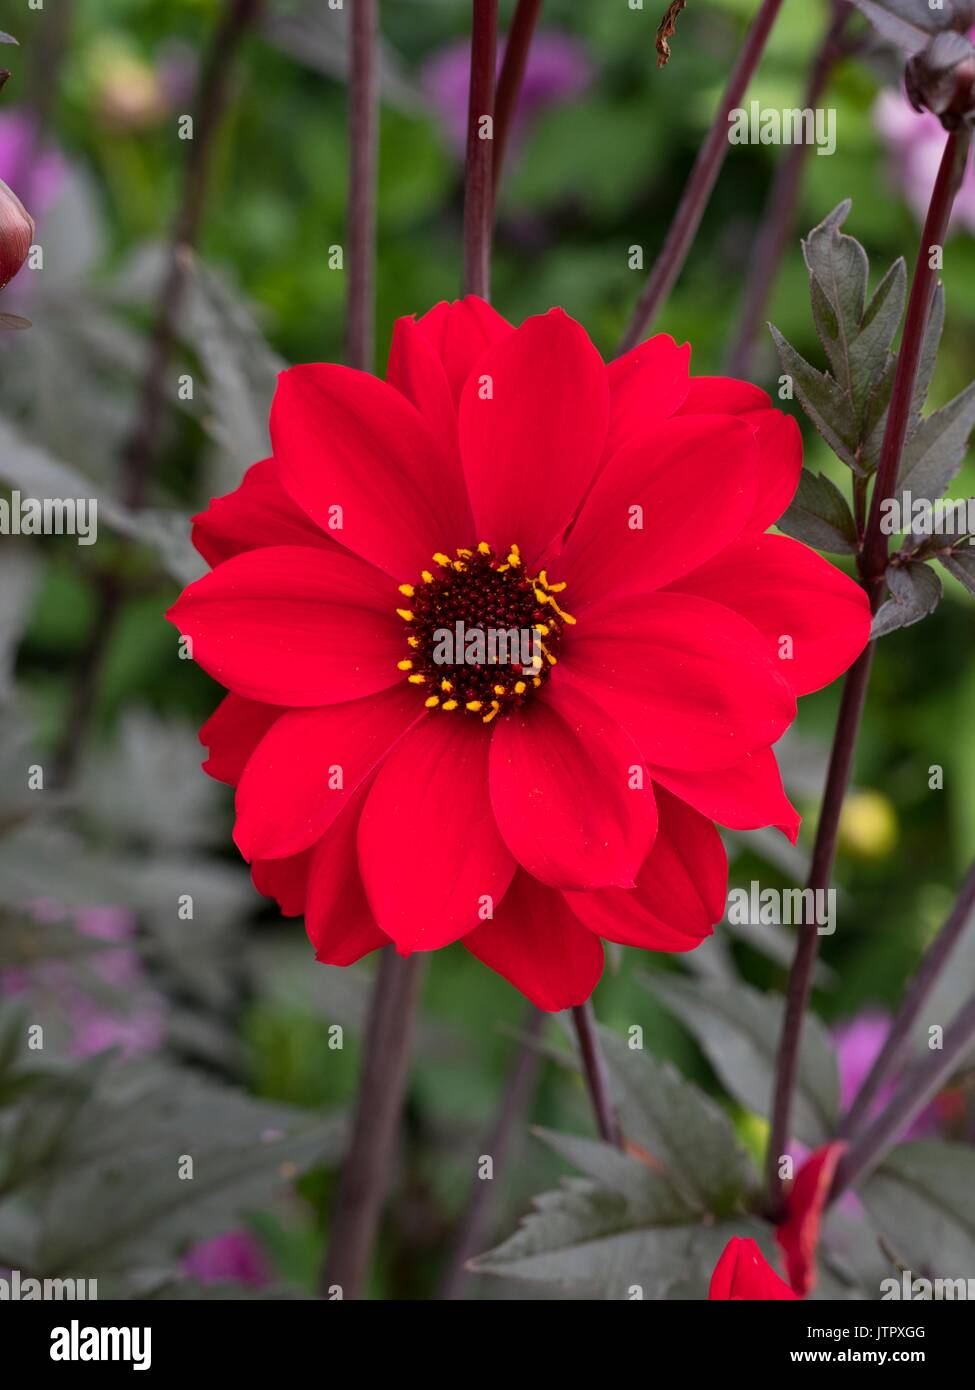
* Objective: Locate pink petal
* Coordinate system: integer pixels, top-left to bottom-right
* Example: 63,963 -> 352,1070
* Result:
605,333 -> 691,459
671,535 -> 871,697
458,308 -> 610,569
191,458 -> 334,568
358,714 -> 516,951
234,685 -> 422,861
650,749 -> 801,844
559,415 -> 757,610
564,785 -> 725,951
561,592 -> 796,770
464,870 -> 603,1010
271,364 -> 474,579
489,676 -> 657,890
200,693 -> 283,786
166,545 -> 404,706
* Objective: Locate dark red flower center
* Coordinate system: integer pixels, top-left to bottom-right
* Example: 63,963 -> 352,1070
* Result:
396,542 -> 574,722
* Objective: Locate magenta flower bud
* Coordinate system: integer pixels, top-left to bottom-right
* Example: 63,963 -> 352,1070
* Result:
906,31 -> 975,129
0,175 -> 33,289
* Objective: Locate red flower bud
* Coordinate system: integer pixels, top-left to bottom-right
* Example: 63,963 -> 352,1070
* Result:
0,176 -> 34,290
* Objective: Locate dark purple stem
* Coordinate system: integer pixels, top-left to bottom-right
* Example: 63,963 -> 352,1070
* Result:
437,1007 -> 545,1299
766,126 -> 973,1215
463,0 -> 498,298
838,856 -> 975,1140
572,1001 -> 622,1148
831,992 -> 975,1202
724,1 -> 851,378
345,0 -> 379,373
491,0 -> 543,198
861,129 -> 971,581
616,0 -> 786,355
321,950 -> 425,1298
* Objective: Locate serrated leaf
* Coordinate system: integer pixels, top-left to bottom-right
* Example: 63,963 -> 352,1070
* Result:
898,380 -> 975,502
775,468 -> 859,554
596,1028 -> 755,1214
802,203 -> 868,396
472,1179 -> 774,1299
847,0 -> 945,54
850,259 -> 907,419
641,973 -> 840,1147
912,282 -> 945,420
861,1142 -> 975,1280
872,561 -> 943,637
940,544 -> 975,595
534,1128 -> 697,1220
771,328 -> 860,470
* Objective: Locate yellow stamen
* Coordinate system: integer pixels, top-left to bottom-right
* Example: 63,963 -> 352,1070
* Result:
477,540 -> 492,555
493,684 -> 506,696
482,701 -> 501,724
408,674 -> 426,685
514,681 -> 527,695
425,696 -> 440,708
397,659 -> 413,671
440,678 -> 454,692
466,700 -> 483,712
421,570 -> 434,584
396,608 -> 414,622
432,552 -> 450,567
442,699 -> 459,711
398,583 -> 415,598
408,636 -> 420,648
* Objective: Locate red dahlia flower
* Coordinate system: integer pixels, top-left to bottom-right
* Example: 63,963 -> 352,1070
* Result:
709,1236 -> 799,1300
168,298 -> 870,1010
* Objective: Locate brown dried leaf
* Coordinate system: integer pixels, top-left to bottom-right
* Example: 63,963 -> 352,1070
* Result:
656,0 -> 687,68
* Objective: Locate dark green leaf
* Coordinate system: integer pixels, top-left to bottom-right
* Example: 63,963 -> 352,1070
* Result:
770,328 -> 860,470
898,381 -> 975,501
872,562 -> 943,637
776,468 -> 859,554
861,1142 -> 975,1280
641,973 -> 840,1147
940,543 -> 975,595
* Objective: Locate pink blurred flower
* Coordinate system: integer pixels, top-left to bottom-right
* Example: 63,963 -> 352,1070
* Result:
874,86 -> 975,234
183,1230 -> 269,1288
833,1012 -> 939,1139
0,901 -> 165,1059
422,30 -> 592,156
0,108 -> 65,220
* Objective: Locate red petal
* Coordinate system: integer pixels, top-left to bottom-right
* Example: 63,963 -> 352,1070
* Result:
776,1141 -> 847,1297
708,1237 -> 799,1300
414,296 -> 514,402
251,850 -> 310,917
305,784 -> 390,966
605,333 -> 690,459
650,750 -> 801,844
677,380 -> 802,536
233,685 -> 421,861
464,871 -> 603,1010
561,592 -> 796,770
672,535 -> 871,697
271,364 -> 474,579
166,545 -> 403,706
559,415 -> 757,609
191,458 -> 334,568
489,677 -> 657,890
357,714 -> 516,952
458,308 -> 610,569
199,693 -> 282,787
385,316 -> 459,468
564,785 -> 725,951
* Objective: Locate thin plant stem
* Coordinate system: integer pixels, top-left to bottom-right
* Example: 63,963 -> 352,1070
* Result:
52,0 -> 261,784
437,1007 -> 545,1299
838,855 -> 975,1140
830,991 -> 975,1203
766,127 -> 972,1214
616,0 -> 786,355
572,1001 -> 622,1148
491,0 -> 543,199
724,1 -> 851,378
345,0 -> 379,373
320,949 -> 425,1298
464,0 -> 498,298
